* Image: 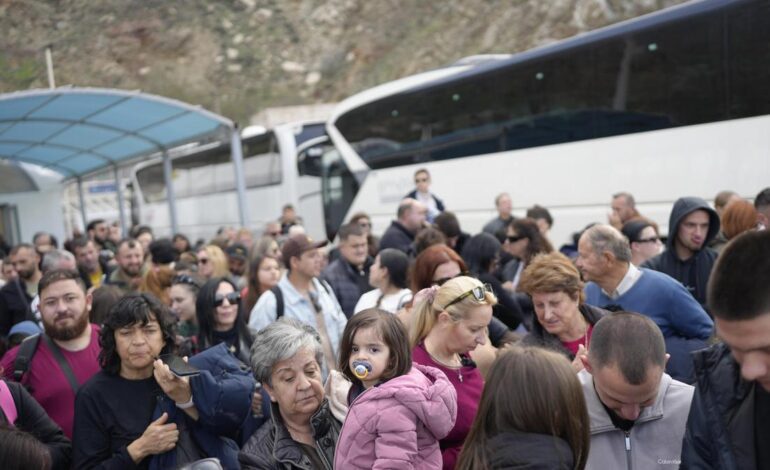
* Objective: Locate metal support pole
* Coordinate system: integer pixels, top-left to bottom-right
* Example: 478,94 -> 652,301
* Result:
45,46 -> 56,89
230,127 -> 249,228
162,150 -> 179,235
76,177 -> 88,233
113,165 -> 127,237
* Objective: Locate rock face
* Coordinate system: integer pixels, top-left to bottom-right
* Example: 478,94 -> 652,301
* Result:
0,0 -> 684,123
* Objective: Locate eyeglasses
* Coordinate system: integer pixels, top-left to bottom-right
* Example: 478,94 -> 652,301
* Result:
506,234 -> 526,243
214,292 -> 241,307
443,284 -> 492,309
432,271 -> 468,287
198,258 -> 209,265
636,237 -> 660,244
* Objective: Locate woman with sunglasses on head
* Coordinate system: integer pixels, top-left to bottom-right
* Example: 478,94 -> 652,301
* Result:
196,277 -> 253,364
409,276 -> 496,470
408,245 -> 517,350
462,232 -> 525,331
169,274 -> 203,343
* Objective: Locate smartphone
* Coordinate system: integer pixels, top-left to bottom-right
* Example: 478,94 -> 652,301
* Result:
159,354 -> 200,377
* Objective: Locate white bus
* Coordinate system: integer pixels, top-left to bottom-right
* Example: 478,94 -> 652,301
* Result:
131,120 -> 328,242
321,0 -> 770,245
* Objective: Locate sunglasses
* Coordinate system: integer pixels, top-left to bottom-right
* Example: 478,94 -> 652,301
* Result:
636,237 -> 660,244
214,292 -> 241,307
443,284 -> 492,309
432,271 -> 468,287
172,274 -> 198,287
506,234 -> 526,243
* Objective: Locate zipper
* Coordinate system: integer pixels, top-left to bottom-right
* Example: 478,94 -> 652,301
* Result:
624,431 -> 633,470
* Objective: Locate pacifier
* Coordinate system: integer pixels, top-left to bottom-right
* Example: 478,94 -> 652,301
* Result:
352,360 -> 373,379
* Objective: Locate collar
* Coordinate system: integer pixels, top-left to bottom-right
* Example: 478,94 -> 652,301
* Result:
579,369 -> 670,434
602,263 -> 642,299
270,400 -> 333,462
280,273 -> 323,307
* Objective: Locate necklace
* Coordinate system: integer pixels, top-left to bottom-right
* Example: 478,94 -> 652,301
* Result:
426,347 -> 464,382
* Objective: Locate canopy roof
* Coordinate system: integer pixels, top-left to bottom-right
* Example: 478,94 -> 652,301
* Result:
0,87 -> 233,179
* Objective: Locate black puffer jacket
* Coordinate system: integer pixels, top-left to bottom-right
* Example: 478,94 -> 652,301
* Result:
487,430 -> 575,469
520,304 -> 607,360
643,197 -> 720,308
680,343 -> 756,469
239,400 -> 341,470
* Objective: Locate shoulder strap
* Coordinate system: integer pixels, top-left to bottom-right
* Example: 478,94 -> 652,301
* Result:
13,279 -> 34,321
317,279 -> 332,295
271,286 -> 284,319
0,380 -> 17,425
41,334 -> 80,394
13,334 -> 42,382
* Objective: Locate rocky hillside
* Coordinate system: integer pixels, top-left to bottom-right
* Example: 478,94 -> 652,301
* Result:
1,0 -> 685,124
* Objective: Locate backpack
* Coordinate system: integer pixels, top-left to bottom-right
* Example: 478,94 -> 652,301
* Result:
270,280 -> 332,318
0,380 -> 17,425
12,333 -> 80,394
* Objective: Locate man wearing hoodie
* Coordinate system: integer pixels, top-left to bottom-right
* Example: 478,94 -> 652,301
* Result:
643,197 -> 720,308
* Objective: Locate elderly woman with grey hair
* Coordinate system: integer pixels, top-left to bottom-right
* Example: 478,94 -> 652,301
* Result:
239,318 -> 342,470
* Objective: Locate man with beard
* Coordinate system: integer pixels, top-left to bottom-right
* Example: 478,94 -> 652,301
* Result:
0,244 -> 43,336
71,237 -> 104,289
1,269 -> 101,439
104,239 -> 145,295
87,218 -> 116,253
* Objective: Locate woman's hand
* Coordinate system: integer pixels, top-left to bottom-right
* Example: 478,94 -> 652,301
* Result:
571,344 -> 588,373
153,358 -> 191,404
127,412 -> 179,462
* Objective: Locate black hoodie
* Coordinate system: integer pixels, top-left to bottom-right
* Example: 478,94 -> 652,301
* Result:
642,197 -> 719,309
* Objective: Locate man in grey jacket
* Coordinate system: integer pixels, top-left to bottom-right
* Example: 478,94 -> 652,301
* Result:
578,312 -> 694,469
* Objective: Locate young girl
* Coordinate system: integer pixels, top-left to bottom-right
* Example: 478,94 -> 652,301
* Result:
334,309 -> 457,469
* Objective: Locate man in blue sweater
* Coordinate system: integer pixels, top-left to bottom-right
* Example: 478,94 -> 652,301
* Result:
576,225 -> 713,383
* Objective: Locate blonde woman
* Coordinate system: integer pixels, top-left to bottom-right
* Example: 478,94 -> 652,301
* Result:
196,244 -> 229,280
409,275 -> 496,470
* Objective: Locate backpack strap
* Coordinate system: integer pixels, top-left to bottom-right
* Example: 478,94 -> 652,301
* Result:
271,286 -> 284,319
13,334 -> 42,383
0,380 -> 18,425
41,335 -> 81,395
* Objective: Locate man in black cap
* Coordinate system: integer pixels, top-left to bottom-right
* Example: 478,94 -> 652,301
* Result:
225,243 -> 249,289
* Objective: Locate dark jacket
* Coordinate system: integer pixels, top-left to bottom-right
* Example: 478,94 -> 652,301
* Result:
379,221 -> 416,255
1,380 -> 72,470
478,272 -> 524,331
0,277 -> 34,336
643,197 -> 720,308
681,343 -> 756,469
149,343 -> 264,470
521,304 -> 607,359
321,257 -> 372,318
486,430 -> 574,470
239,400 -> 342,470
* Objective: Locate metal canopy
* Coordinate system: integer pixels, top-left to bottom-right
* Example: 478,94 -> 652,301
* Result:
0,87 -> 249,234
0,87 -> 233,178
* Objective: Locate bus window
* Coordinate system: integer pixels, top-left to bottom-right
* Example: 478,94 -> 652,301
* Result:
726,1 -> 770,118
242,133 -> 281,187
321,146 -> 359,241
298,144 -> 325,177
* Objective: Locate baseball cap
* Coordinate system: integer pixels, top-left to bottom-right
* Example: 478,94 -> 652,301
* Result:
225,243 -> 249,260
281,235 -> 328,267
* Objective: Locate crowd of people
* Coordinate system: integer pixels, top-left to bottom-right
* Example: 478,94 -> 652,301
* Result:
0,175 -> 769,470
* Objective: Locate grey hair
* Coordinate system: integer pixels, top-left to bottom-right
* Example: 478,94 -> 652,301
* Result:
41,250 -> 76,273
612,192 -> 636,208
584,225 -> 632,262
249,318 -> 324,386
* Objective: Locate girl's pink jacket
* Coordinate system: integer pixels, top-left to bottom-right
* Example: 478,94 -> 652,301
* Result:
334,363 -> 458,469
